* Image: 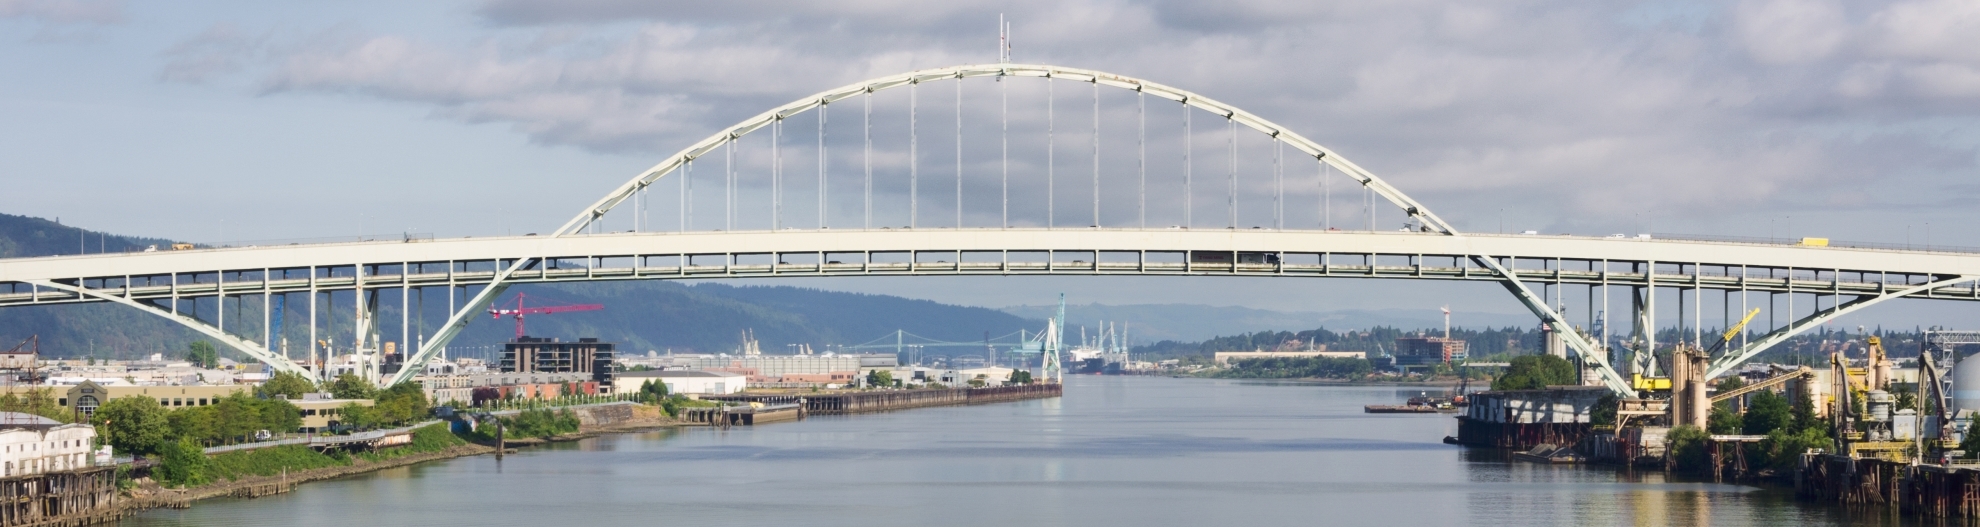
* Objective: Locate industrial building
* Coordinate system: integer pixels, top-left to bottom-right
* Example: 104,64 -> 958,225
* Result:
414,371 -> 601,405
290,394 -> 375,433
0,382 -> 252,418
1393,337 -> 1468,366
0,413 -> 97,477
617,370 -> 746,395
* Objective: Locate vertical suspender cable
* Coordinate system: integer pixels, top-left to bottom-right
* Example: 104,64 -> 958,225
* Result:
1001,72 -> 1008,228
1183,100 -> 1191,228
911,80 -> 918,229
957,75 -> 963,228
1321,159 -> 1329,229
865,89 -> 872,229
1048,75 -> 1055,228
1092,79 -> 1099,228
1228,117 -> 1236,229
689,156 -> 696,230
1138,88 -> 1145,229
820,101 -> 827,229
725,140 -> 734,231
1274,138 -> 1282,230
774,117 -> 782,230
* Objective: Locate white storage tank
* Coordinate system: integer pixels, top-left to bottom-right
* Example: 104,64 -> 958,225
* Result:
1954,355 -> 1980,417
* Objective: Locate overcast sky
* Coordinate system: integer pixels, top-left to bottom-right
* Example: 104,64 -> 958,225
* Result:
5,0 -> 1980,326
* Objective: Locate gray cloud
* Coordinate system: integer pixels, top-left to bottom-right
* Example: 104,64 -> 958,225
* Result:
157,0 -> 1980,239
0,0 -> 119,24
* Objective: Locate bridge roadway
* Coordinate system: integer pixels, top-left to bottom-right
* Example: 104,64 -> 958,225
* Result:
5,228 -> 1978,305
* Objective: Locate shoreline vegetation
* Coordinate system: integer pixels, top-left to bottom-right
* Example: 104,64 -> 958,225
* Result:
125,406 -> 684,514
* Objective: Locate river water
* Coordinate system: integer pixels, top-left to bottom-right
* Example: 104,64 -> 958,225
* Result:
123,376 -> 1910,526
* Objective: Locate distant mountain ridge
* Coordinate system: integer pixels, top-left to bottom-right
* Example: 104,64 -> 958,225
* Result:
0,212 -> 179,258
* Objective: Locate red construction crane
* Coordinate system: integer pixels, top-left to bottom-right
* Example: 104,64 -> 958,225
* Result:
487,293 -> 603,340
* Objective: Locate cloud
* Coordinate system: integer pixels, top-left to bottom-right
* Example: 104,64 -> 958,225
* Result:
157,24 -> 264,83
0,0 -> 118,24
157,0 -> 1980,235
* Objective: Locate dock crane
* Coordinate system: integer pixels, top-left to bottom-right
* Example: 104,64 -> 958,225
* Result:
486,293 -> 603,340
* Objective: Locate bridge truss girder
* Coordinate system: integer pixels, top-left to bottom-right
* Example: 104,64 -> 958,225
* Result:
1703,274 -> 1977,379
1472,256 -> 1637,397
25,279 -> 311,376
11,242 -> 1980,389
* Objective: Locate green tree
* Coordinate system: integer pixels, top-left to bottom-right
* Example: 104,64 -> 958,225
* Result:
1742,390 -> 1793,435
154,437 -> 210,487
1590,394 -> 1618,426
251,397 -> 303,434
1007,370 -> 1034,385
90,396 -> 169,455
1962,418 -> 1980,459
1666,424 -> 1712,475
185,340 -> 219,369
372,382 -> 431,426
337,403 -> 378,430
0,388 -> 70,423
1491,355 -> 1577,391
1761,426 -> 1833,469
257,371 -> 317,400
211,393 -> 264,444
1892,384 -> 1917,412
635,380 -> 669,403
168,406 -> 217,446
326,373 -> 378,400
1708,403 -> 1743,435
867,370 -> 894,389
1790,391 -> 1821,434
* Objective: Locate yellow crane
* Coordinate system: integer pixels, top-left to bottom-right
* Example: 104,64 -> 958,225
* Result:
1632,308 -> 1761,391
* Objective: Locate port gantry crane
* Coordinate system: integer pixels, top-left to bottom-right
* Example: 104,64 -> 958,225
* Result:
486,293 -> 603,340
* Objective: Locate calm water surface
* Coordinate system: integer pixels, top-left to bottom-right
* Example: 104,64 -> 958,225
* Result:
124,376 -> 1913,526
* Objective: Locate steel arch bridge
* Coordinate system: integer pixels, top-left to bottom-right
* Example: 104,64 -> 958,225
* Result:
4,63 -> 1978,395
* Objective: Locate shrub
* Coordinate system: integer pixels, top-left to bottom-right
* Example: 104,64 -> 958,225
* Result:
500,408 -> 581,439
155,437 -> 210,487
206,445 -> 348,482
1666,425 -> 1711,475
92,396 -> 170,456
1761,426 -> 1832,470
1492,355 -> 1577,390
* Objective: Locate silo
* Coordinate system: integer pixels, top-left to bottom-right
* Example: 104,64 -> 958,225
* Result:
1954,356 -> 1980,417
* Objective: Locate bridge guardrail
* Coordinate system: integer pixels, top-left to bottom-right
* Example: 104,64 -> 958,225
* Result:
1652,232 -> 1980,255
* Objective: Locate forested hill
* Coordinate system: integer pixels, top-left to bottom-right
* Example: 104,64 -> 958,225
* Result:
0,212 -> 180,258
0,213 -> 1039,360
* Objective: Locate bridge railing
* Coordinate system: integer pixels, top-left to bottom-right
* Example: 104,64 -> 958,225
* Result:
198,232 -> 437,250
1652,232 -> 1980,255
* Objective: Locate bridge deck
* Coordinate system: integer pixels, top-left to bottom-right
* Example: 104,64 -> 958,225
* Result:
4,229 -> 1978,307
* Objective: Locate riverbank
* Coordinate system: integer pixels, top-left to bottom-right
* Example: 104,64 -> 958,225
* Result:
120,404 -> 685,516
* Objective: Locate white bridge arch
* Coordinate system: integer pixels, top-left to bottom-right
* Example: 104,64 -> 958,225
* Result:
3,64 -> 1977,396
